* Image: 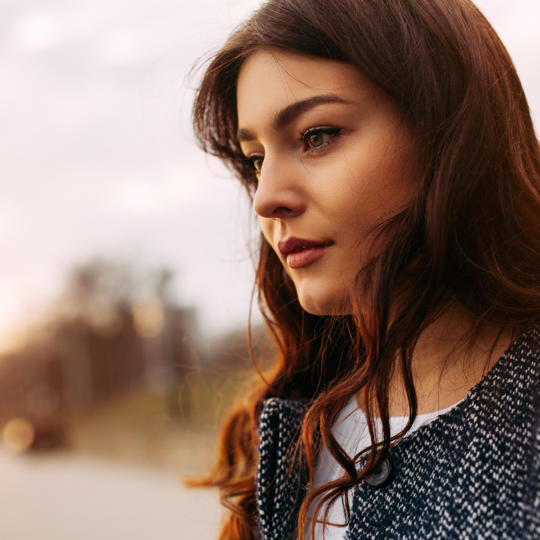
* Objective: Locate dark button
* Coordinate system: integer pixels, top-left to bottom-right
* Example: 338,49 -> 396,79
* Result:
365,458 -> 392,487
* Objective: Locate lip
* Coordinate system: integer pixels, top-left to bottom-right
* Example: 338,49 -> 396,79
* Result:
278,237 -> 334,269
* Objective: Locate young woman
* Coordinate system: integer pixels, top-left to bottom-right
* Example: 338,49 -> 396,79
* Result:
192,1 -> 540,538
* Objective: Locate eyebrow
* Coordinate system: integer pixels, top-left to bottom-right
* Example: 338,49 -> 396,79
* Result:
236,94 -> 351,142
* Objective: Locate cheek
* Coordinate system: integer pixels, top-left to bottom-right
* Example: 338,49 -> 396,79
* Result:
343,146 -> 418,224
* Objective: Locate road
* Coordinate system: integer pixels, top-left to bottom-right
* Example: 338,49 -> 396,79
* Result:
0,451 -> 221,540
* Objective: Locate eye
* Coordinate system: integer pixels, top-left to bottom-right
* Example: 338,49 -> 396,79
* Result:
300,127 -> 342,151
244,154 -> 263,176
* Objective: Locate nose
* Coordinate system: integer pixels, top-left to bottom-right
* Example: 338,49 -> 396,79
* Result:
252,156 -> 305,220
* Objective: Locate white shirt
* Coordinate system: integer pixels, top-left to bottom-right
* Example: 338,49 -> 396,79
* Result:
310,396 -> 461,540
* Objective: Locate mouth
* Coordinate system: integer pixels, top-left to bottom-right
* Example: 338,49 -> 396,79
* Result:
278,237 -> 334,269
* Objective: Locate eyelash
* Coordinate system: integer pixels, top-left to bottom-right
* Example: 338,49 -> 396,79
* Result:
245,126 -> 342,176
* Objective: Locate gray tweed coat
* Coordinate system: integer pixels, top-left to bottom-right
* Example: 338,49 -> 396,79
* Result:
256,326 -> 539,539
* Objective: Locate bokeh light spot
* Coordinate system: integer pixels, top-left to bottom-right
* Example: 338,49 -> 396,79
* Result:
2,418 -> 35,453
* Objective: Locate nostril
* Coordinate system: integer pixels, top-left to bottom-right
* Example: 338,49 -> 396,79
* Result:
272,206 -> 294,218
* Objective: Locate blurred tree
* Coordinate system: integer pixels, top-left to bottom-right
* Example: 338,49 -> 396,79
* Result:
0,258 -> 201,451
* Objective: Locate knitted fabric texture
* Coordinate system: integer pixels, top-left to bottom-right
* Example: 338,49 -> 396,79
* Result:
256,326 -> 540,539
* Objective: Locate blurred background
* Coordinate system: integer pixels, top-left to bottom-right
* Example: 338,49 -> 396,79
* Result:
0,1 -> 538,538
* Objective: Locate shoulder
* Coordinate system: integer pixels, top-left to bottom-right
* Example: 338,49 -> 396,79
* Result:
258,397 -> 311,432
505,323 -> 540,366
257,397 -> 311,469
469,324 -> 539,412
452,324 -> 539,462
256,397 -> 311,539
344,326 -> 540,538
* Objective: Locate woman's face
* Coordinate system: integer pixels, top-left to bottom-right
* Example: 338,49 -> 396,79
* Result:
236,49 -> 419,315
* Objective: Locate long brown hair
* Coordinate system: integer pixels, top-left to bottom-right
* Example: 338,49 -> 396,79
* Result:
191,0 -> 540,538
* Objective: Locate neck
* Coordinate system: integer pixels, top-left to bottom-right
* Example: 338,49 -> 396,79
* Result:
385,303 -> 514,416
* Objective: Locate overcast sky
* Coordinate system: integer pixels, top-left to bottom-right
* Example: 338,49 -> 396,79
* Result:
0,0 -> 539,344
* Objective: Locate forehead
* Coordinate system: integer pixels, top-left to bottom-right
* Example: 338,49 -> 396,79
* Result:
236,48 -> 377,126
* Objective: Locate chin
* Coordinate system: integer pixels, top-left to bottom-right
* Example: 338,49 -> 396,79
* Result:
297,289 -> 351,316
